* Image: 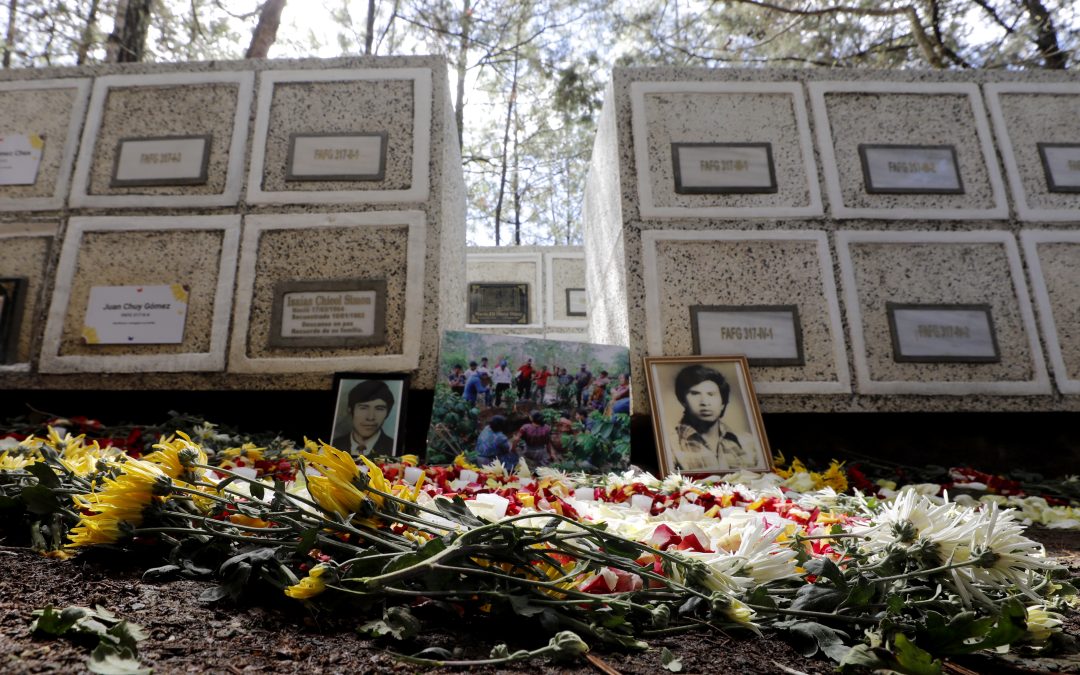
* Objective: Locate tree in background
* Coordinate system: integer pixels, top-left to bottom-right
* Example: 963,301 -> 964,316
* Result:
1,0 -> 1075,244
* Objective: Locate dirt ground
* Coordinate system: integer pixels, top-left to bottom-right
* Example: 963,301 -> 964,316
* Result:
0,530 -> 1077,674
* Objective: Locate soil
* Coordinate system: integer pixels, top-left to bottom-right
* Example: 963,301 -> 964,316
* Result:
0,530 -> 1077,674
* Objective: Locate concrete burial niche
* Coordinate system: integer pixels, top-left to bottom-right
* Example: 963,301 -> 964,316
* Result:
0,79 -> 90,211
0,224 -> 56,371
836,231 -> 1048,395
248,69 -> 431,204
986,83 -> 1080,222
70,71 -> 253,208
641,231 -> 849,395
229,212 -> 426,374
809,81 -> 1007,220
585,67 -> 1077,417
464,246 -> 588,340
465,250 -> 543,332
630,81 -> 822,218
1021,231 -> 1080,394
39,216 -> 239,373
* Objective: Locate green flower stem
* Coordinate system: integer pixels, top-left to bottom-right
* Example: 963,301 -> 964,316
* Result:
875,559 -> 978,583
384,643 -> 562,668
129,526 -> 284,547
796,532 -> 874,541
746,604 -> 879,625
164,511 -> 294,534
192,463 -> 327,513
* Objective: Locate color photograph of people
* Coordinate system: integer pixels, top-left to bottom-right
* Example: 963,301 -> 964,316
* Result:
427,331 -> 631,472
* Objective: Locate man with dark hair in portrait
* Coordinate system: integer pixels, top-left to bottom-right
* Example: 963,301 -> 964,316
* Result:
333,380 -> 396,458
672,364 -> 759,472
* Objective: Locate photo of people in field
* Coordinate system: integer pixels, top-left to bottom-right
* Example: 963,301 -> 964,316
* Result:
426,331 -> 631,472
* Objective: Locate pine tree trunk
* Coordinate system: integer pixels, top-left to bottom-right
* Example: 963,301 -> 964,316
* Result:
364,0 -> 376,54
3,0 -> 18,68
245,0 -> 287,59
108,0 -> 152,63
453,0 -> 471,147
76,0 -> 101,65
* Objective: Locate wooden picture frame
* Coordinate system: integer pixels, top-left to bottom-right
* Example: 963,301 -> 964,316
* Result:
330,372 -> 409,459
643,355 -> 771,476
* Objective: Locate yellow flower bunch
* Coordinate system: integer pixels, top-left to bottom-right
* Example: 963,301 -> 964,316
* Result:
773,455 -> 848,493
144,431 -> 208,481
454,454 -> 480,471
0,449 -> 40,471
219,442 -> 265,466
285,564 -> 331,599
68,458 -> 171,547
300,442 -> 368,516
58,440 -> 123,478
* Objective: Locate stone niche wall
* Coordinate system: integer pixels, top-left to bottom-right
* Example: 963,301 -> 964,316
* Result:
584,68 -> 1079,415
0,56 -> 464,391
464,246 -> 588,341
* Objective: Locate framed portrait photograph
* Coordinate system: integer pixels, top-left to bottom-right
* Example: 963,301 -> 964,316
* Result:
643,355 -> 771,476
330,373 -> 409,458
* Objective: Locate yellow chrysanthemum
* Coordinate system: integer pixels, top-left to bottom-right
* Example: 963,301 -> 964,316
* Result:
59,441 -> 122,477
454,454 -> 480,471
400,454 -> 419,467
220,442 -> 265,463
301,443 -> 367,516
68,458 -> 171,547
285,564 -> 330,599
0,449 -> 40,470
143,431 -> 208,480
820,461 -> 848,493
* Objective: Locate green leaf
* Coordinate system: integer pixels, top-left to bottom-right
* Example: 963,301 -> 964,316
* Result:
20,484 -> 61,515
380,536 -> 449,576
88,645 -> 150,675
790,584 -> 847,613
27,462 -> 61,489
660,646 -> 682,672
893,634 -> 942,675
248,481 -> 265,501
804,558 -> 846,587
198,585 -> 230,603
784,621 -> 851,662
508,594 -> 547,617
434,496 -> 485,527
30,605 -> 81,635
839,644 -> 889,672
360,606 -> 422,641
141,564 -> 181,582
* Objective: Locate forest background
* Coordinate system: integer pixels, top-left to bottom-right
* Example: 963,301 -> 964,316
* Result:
2,0 -> 1077,246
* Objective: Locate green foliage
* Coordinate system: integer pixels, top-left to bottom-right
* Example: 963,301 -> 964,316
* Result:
31,605 -> 150,675
426,383 -> 480,465
557,412 -> 631,472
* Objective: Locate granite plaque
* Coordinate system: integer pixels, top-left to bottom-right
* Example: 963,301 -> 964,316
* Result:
566,288 -> 587,317
858,144 -> 963,194
1037,143 -> 1080,193
268,279 -> 387,348
286,132 -> 387,181
0,133 -> 44,186
886,303 -> 1000,363
0,277 -> 27,364
672,142 -> 777,194
690,305 -> 805,366
468,283 -> 529,325
83,284 -> 189,345
111,135 -> 211,187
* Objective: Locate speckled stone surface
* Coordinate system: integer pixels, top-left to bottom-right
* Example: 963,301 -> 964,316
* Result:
0,55 -> 461,391
997,92 -> 1080,212
587,67 -> 1079,414
259,80 -> 414,192
846,240 -> 1034,383
1031,241 -> 1080,380
58,229 -> 224,357
87,83 -> 238,196
550,256 -> 586,323
823,92 -> 995,211
643,91 -> 811,209
655,239 -> 839,384
246,225 -> 408,358
465,258 -> 539,324
0,232 -> 53,363
0,87 -> 79,200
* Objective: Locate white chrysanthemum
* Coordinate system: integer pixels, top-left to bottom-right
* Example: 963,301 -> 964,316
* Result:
795,487 -> 842,510
730,517 -> 800,584
782,472 -> 817,493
